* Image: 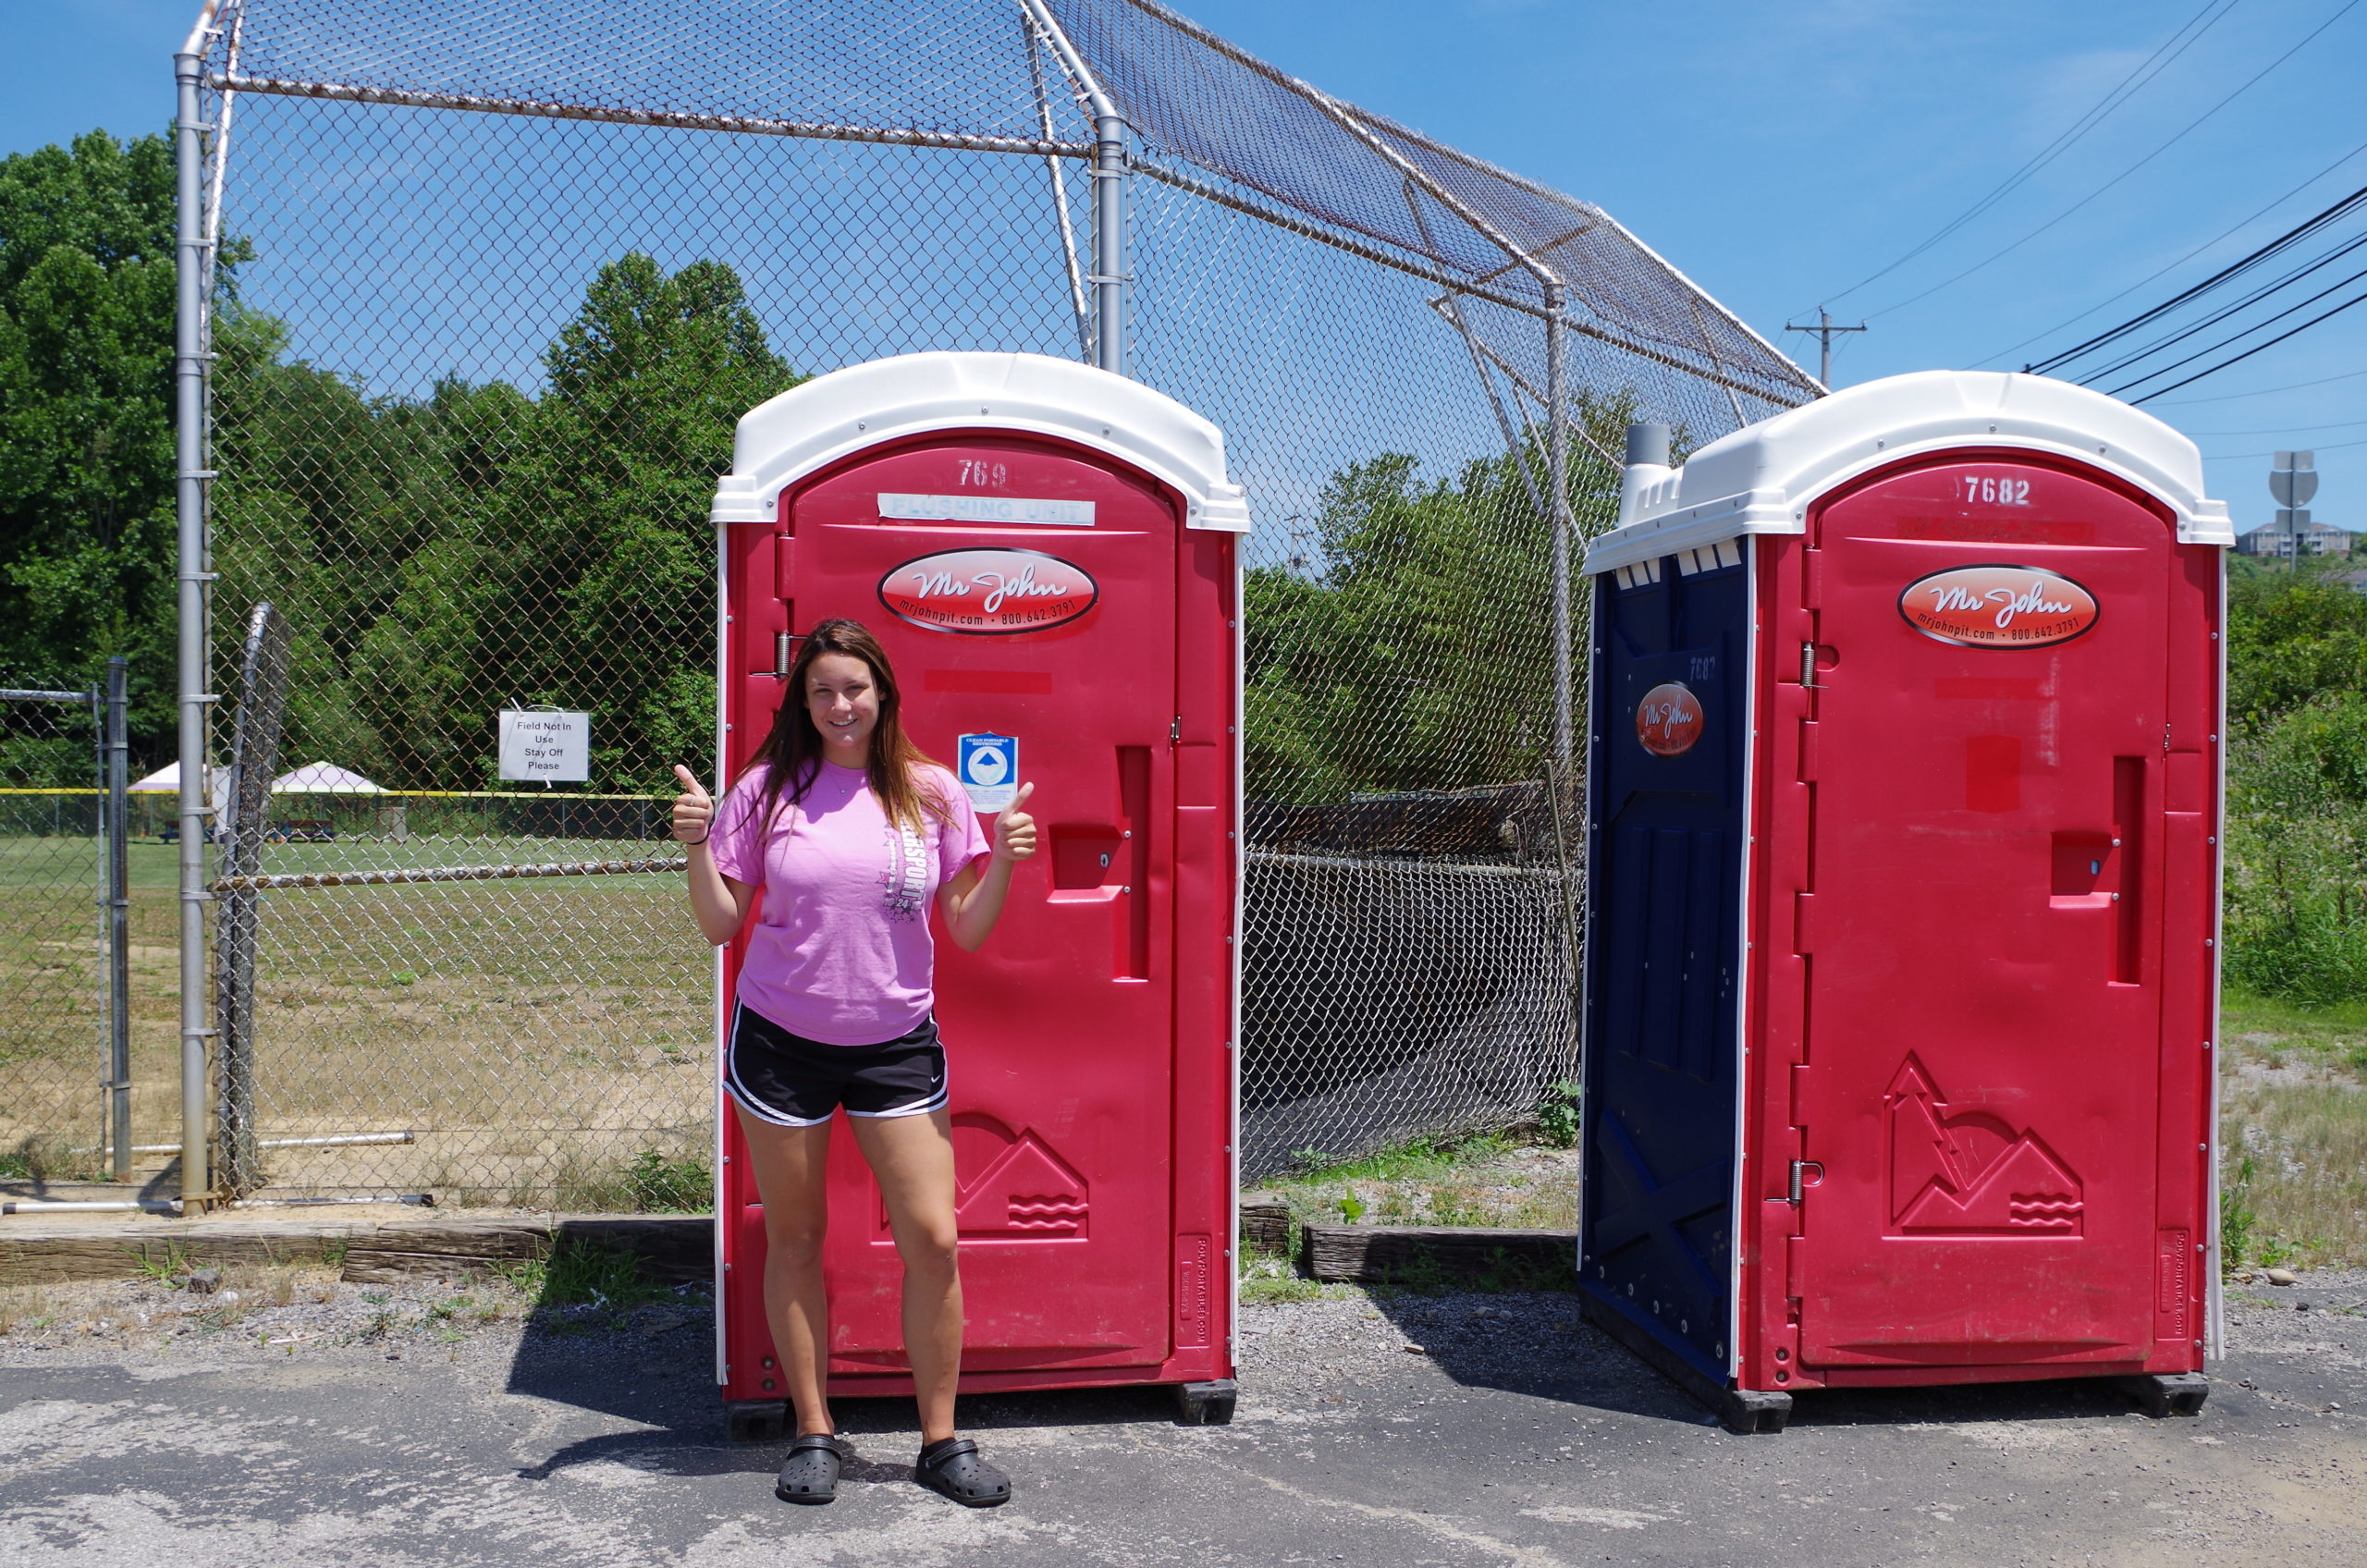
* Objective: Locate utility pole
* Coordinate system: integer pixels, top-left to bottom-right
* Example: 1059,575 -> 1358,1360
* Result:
1784,306 -> 1866,390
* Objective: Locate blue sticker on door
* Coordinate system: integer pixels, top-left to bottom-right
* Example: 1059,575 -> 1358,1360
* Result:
956,732 -> 1020,813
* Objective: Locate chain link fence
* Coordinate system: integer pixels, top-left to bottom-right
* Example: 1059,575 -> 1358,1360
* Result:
184,0 -> 1816,1200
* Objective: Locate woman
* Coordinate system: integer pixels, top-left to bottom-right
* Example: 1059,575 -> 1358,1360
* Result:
671,617 -> 1036,1509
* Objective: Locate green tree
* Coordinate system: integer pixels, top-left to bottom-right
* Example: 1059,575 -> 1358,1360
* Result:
1243,393 -> 1639,803
213,316 -> 533,786
2226,556 -> 2367,728
216,252 -> 800,793
2216,557 -> 2367,1002
0,130 -> 178,761
488,254 -> 801,790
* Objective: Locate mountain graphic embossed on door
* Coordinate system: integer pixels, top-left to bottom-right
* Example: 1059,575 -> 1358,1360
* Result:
953,1116 -> 1089,1238
1887,1056 -> 2083,1237
865,1111 -> 1092,1241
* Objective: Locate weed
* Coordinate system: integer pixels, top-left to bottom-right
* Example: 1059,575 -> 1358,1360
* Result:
2257,1232 -> 2307,1268
1367,1245 -> 1575,1298
2,1135 -> 109,1185
0,1284 -> 63,1335
2221,1155 -> 2258,1266
1286,1133 -> 1515,1188
621,1149 -> 710,1213
552,1147 -> 713,1214
129,1243 -> 190,1285
1337,1193 -> 1366,1223
1240,1272 -> 1326,1305
496,1237 -> 671,1314
1534,1079 -> 1582,1149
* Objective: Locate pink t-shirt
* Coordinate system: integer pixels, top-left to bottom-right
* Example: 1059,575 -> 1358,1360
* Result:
709,760 -> 990,1045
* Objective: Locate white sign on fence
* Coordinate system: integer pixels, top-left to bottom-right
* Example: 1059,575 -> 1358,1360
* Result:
498,710 -> 590,782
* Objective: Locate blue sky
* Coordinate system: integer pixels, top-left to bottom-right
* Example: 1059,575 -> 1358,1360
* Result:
8,0 -> 2361,533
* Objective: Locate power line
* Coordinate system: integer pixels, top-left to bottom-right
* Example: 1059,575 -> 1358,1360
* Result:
2103,255 -> 2367,396
2203,432 -> 2367,459
2125,280 -> 2367,401
1983,141 -> 2367,371
2051,195 -> 2367,380
2156,364 -> 2367,403
2017,173 -> 2367,378
1819,0 -> 2239,309
1862,0 -> 2361,322
2180,415 -> 2367,435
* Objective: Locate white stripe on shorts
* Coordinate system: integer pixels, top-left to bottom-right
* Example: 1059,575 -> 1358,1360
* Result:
723,1005 -> 834,1128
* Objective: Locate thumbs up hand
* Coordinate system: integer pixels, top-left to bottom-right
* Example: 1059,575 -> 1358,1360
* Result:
992,782 -> 1036,863
670,765 -> 715,846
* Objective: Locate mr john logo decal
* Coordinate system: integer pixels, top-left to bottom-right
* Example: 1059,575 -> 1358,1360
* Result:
1899,564 -> 2098,649
878,547 -> 1098,635
1636,682 -> 1703,757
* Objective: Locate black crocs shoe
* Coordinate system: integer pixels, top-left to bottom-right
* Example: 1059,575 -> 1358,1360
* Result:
914,1437 -> 1012,1508
775,1432 -> 849,1505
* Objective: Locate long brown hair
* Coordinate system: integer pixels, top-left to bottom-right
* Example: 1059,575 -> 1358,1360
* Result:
740,618 -> 952,836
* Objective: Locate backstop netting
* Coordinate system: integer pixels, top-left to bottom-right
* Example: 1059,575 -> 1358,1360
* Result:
185,0 -> 1816,1199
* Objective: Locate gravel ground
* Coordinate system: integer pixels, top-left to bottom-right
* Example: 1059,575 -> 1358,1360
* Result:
0,1262 -> 700,1366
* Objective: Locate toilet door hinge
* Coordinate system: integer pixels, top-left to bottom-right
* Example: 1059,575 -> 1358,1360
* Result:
1171,716 -> 1182,743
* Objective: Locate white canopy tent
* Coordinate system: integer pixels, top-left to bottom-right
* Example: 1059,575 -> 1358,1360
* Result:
269,761 -> 383,793
127,761 -> 229,837
128,760 -> 230,813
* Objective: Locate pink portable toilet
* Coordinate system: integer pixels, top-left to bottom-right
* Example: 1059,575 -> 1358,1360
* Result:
705,353 -> 1249,1433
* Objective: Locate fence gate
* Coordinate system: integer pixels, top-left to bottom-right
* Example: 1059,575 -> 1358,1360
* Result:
0,668 -> 133,1189
178,0 -> 1819,1200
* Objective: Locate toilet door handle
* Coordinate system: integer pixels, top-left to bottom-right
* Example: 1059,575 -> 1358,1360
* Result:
1787,1160 -> 1824,1205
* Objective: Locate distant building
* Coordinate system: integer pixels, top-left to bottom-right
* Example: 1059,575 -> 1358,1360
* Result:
2237,518 -> 2352,558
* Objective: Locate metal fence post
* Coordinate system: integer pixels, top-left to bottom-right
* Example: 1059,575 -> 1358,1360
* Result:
102,658 -> 131,1182
1542,288 -> 1586,1047
175,37 -> 215,1208
1545,286 -> 1574,773
1090,105 -> 1125,375
1020,0 -> 1124,375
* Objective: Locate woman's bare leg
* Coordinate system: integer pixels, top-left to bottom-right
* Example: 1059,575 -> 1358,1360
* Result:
732,1103 -> 836,1438
849,1106 -> 963,1445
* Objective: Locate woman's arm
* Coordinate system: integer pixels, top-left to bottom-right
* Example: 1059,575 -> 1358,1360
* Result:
674,765 -> 755,947
938,783 -> 1035,952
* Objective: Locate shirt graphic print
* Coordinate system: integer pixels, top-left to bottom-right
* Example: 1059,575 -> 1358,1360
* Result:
881,822 -> 928,923
708,759 -> 990,1046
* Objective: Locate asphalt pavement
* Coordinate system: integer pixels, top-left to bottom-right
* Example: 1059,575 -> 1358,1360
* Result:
4,1275 -> 2365,1567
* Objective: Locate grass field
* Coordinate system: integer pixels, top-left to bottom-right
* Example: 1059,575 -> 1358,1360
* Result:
0,832 -> 711,1204
2218,986 -> 2367,1268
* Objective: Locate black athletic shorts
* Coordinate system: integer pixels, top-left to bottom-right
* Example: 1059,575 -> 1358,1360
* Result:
725,1002 -> 948,1128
